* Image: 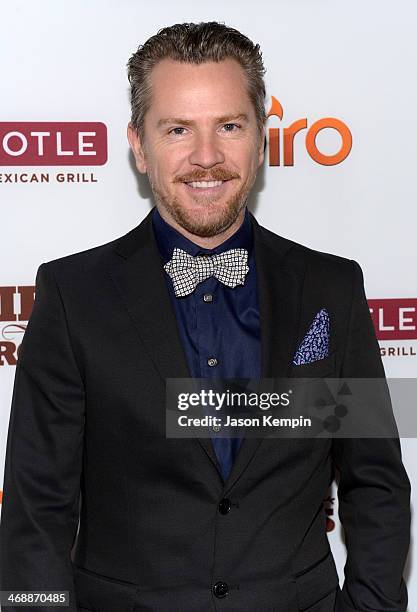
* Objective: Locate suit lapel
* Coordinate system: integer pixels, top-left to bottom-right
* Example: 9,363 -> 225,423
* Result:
109,210 -> 190,381
108,209 -> 223,476
222,214 -> 306,492
254,215 -> 306,380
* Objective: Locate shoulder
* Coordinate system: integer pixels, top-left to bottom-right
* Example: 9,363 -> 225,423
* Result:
254,219 -> 358,283
34,237 -> 120,288
46,235 -> 120,268
37,214 -> 150,281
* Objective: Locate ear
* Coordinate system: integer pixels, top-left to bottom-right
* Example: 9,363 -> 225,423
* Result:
258,124 -> 266,167
127,122 -> 147,174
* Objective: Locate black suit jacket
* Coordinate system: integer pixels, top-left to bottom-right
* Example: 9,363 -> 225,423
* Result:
0,208 -> 410,612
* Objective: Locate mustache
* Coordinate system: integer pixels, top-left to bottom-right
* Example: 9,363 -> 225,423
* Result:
174,168 -> 240,183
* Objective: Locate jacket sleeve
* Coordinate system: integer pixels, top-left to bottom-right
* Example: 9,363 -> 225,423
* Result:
333,260 -> 411,612
0,262 -> 85,611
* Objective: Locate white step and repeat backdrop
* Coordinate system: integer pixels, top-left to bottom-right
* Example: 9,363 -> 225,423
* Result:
1,0 -> 416,607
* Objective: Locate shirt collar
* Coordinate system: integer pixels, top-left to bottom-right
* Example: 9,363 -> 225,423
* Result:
152,205 -> 253,264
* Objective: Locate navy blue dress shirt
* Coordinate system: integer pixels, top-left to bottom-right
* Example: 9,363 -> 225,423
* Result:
152,206 -> 261,482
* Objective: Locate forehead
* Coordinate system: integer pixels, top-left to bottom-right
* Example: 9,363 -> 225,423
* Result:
147,57 -> 253,117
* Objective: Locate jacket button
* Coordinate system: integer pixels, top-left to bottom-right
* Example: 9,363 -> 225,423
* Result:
213,581 -> 229,598
218,498 -> 232,514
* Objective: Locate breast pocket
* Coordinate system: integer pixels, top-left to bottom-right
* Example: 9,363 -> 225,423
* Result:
290,352 -> 336,379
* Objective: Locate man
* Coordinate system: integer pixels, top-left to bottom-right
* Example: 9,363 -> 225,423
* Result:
0,21 -> 410,612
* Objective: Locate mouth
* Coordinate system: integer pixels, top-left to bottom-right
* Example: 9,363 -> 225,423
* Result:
182,179 -> 232,195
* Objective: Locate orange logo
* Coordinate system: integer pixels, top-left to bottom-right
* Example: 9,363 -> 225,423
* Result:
267,96 -> 352,166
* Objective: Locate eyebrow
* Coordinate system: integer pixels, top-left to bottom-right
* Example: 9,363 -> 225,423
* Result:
157,113 -> 250,129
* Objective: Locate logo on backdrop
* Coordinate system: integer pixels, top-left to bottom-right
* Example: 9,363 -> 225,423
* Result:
0,122 -> 107,183
266,96 -> 352,166
0,284 -> 35,366
369,298 -> 417,357
1,289 -> 415,367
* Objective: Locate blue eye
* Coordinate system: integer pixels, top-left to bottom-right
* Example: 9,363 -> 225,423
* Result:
169,127 -> 186,135
223,123 -> 240,132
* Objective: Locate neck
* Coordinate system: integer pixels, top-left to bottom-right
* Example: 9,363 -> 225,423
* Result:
156,206 -> 246,249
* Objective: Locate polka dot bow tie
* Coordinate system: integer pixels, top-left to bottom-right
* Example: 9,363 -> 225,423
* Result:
163,247 -> 250,298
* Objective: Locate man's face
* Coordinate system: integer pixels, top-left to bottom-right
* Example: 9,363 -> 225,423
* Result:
128,57 -> 265,238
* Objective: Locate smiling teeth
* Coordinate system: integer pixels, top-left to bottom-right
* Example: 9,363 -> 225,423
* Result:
187,180 -> 224,188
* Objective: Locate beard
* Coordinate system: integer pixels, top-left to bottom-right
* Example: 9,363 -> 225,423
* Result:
148,166 -> 256,238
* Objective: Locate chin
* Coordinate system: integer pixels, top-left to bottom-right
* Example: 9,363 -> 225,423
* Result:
173,201 -> 243,238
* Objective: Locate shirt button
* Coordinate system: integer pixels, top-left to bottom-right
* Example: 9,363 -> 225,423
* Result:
212,423 -> 222,432
218,498 -> 232,514
207,357 -> 218,367
203,293 -> 213,302
213,581 -> 229,598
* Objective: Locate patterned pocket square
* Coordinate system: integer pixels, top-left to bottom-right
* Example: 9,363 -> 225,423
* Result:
292,308 -> 330,365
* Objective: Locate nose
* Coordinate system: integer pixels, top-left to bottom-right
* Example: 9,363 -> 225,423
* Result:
188,132 -> 225,168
